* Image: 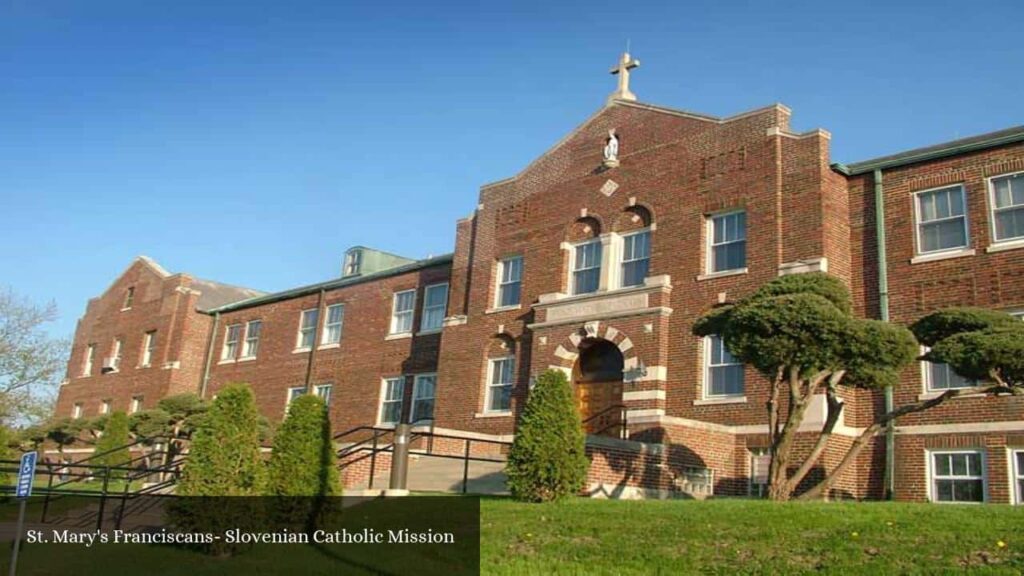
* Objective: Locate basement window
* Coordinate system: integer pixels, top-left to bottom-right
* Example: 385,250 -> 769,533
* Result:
929,450 -> 985,503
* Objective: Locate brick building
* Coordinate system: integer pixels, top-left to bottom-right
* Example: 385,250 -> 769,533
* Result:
55,54 -> 1024,504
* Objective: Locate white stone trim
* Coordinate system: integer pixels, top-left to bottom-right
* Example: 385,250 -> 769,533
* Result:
554,345 -> 578,361
693,396 -> 747,406
622,390 -> 665,401
604,326 -> 620,341
547,365 -> 572,378
625,408 -> 665,419
895,421 -> 1024,435
442,315 -> 468,327
696,268 -> 748,282
985,238 -> 1024,253
623,365 -> 667,382
778,257 -> 829,276
910,247 -> 975,264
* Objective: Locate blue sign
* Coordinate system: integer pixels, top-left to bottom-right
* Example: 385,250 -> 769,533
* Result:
15,451 -> 37,499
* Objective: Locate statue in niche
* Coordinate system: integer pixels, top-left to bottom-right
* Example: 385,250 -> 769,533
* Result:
603,129 -> 620,168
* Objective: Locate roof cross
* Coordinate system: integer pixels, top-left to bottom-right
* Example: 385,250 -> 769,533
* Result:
608,52 -> 640,103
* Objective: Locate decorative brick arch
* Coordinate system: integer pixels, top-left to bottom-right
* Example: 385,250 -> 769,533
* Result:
549,320 -> 641,380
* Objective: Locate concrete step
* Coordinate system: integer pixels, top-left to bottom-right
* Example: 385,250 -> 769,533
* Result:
354,454 -> 509,495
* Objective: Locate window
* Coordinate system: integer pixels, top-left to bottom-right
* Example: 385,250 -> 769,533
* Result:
72,403 -> 83,419
749,448 -> 770,498
141,331 -> 157,367
344,249 -> 363,276
411,374 -> 436,422
315,384 -> 333,406
297,309 -> 318,349
110,338 -> 123,371
922,347 -> 975,391
496,256 -> 523,308
1012,311 -> 1024,321
709,211 -> 746,273
286,386 -> 306,408
123,287 -> 135,310
390,290 -> 416,335
486,356 -> 515,413
705,335 -> 744,397
82,344 -> 96,377
222,324 -> 242,360
421,284 -> 448,332
572,240 -> 602,295
130,396 -> 143,414
379,377 -> 405,425
100,400 -> 111,415
620,230 -> 651,288
991,172 -> 1024,243
242,320 -> 262,358
915,185 -> 969,254
322,304 -> 345,345
1013,450 -> 1024,505
930,450 -> 985,503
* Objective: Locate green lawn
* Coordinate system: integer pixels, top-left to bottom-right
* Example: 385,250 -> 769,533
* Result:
480,498 -> 1024,575
1,497 -> 1022,575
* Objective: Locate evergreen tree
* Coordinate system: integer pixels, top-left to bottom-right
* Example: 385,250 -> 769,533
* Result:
177,383 -> 266,496
506,369 -> 589,502
268,394 -> 339,496
93,411 -> 131,470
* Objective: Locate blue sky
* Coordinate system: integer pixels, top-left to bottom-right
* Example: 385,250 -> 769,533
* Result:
2,0 -> 1022,339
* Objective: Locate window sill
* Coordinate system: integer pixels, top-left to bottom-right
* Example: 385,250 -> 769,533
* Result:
237,356 -> 257,363
696,268 -> 748,282
985,238 -> 1024,253
917,390 -> 988,401
475,411 -> 512,418
120,307 -> 131,312
217,358 -> 235,365
485,304 -> 522,315
137,364 -> 151,370
317,343 -> 340,350
693,396 -> 747,406
910,248 -> 975,264
385,332 -> 413,341
292,347 -> 312,354
416,329 -> 443,336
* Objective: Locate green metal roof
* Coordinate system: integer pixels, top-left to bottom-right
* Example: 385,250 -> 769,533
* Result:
832,125 -> 1024,175
206,253 -> 454,314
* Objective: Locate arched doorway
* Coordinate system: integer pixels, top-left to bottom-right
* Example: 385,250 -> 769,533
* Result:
573,338 -> 625,437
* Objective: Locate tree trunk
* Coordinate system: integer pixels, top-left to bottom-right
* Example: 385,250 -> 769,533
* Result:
783,377 -> 845,497
767,368 -> 827,501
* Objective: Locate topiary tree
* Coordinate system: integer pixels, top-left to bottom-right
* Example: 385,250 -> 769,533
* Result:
506,369 -> 589,502
45,417 -> 83,458
268,394 -> 339,496
157,393 -> 208,439
177,383 -> 266,496
694,273 -> 927,501
911,308 -> 1024,394
93,411 -> 131,471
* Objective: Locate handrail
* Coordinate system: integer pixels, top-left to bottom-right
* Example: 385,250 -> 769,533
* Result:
63,435 -> 172,466
582,403 -> 628,438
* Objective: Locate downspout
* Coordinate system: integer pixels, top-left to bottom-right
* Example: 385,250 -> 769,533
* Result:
874,168 -> 895,500
303,289 -> 327,392
199,312 -> 220,399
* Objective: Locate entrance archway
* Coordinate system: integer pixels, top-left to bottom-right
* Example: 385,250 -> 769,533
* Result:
573,338 -> 625,437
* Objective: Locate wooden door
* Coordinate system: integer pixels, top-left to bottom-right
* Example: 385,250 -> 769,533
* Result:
575,379 -> 624,436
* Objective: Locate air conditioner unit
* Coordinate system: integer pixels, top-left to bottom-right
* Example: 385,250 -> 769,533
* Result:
101,358 -> 119,373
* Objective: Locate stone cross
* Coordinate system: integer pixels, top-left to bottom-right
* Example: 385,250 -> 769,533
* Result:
608,52 -> 640,103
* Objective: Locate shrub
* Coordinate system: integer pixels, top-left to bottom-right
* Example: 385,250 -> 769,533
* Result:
268,394 -> 339,496
177,383 -> 266,496
93,411 -> 131,470
506,369 -> 588,502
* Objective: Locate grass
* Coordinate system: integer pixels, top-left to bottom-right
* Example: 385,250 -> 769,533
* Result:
0,496 -> 1021,574
480,497 -> 1024,575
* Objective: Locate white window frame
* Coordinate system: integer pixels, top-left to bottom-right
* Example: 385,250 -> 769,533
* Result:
285,386 -> 306,411
378,377 -> 405,425
389,290 -> 416,335
315,384 -> 333,406
920,346 -> 977,393
1011,310 -> 1024,321
222,324 -> 242,361
707,210 -> 747,274
927,449 -> 987,504
130,396 -> 142,414
420,283 -> 449,333
110,338 -> 123,371
570,239 -> 603,295
411,373 -> 437,423
344,249 -> 363,276
495,256 -> 523,309
241,320 -> 261,359
296,308 -> 318,350
485,356 -> 515,414
987,171 -> 1024,245
122,287 -> 134,310
72,403 -> 83,419
703,335 -> 745,399
82,344 -> 96,377
100,400 -> 111,415
321,304 -> 345,346
619,229 -> 651,288
141,330 -> 156,367
913,184 -> 971,255
1012,449 -> 1024,505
